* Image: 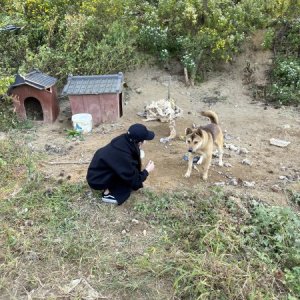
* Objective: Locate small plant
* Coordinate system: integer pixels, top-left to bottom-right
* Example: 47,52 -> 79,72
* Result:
288,190 -> 300,206
284,267 -> 300,296
262,27 -> 275,49
181,52 -> 196,73
65,129 -> 84,140
158,48 -> 170,65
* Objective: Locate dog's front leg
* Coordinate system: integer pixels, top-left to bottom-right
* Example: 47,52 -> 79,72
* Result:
184,153 -> 193,178
202,154 -> 211,180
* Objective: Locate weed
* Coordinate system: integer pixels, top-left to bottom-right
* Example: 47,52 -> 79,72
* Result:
288,190 -> 300,206
65,128 -> 84,140
244,202 -> 300,268
284,267 -> 300,296
133,189 -> 300,299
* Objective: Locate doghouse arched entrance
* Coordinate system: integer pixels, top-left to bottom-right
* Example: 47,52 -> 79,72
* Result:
24,97 -> 44,121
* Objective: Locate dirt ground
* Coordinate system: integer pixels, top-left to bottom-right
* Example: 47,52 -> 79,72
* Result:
32,33 -> 300,207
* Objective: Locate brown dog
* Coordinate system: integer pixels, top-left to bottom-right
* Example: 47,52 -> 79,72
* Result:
184,111 -> 223,180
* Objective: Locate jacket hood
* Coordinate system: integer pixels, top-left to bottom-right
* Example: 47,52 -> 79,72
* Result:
111,134 -> 140,155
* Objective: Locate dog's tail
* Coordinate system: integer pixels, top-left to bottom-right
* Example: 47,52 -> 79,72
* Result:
201,110 -> 219,124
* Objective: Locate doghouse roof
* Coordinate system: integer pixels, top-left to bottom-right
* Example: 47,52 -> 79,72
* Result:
62,73 -> 123,95
10,70 -> 57,90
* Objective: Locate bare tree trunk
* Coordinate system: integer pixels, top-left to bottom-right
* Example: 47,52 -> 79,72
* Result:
184,67 -> 189,86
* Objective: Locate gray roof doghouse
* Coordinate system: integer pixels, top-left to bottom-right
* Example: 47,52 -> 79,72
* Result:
62,72 -> 123,95
9,70 -> 57,90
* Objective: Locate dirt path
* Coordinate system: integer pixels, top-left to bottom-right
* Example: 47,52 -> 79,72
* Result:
32,35 -> 299,207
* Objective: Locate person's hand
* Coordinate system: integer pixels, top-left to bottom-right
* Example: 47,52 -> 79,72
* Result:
145,160 -> 155,173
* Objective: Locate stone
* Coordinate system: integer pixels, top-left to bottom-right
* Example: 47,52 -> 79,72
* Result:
243,181 -> 255,187
269,138 -> 290,148
242,159 -> 252,166
229,178 -> 238,186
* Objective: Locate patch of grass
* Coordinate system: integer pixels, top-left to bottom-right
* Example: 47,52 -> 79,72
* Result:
0,138 -> 166,299
243,201 -> 300,268
133,189 -> 300,299
287,190 -> 300,207
1,138 -> 299,299
0,137 -> 41,197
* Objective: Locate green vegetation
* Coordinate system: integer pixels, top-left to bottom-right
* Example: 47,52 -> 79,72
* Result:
134,189 -> 300,299
0,0 -> 299,104
263,18 -> 300,106
1,139 -> 299,299
65,128 -> 84,140
1,1 -> 300,298
0,136 -> 299,298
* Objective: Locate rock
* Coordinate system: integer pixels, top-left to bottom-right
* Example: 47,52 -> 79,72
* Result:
214,182 -> 225,186
243,181 -> 255,187
271,185 -> 281,192
121,229 -> 127,235
269,138 -> 290,148
160,137 -> 170,143
224,133 -> 235,140
224,162 -> 232,168
278,175 -> 288,180
242,159 -> 252,166
132,219 -> 139,224
239,147 -> 249,154
225,143 -> 239,151
143,230 -> 147,236
135,88 -> 142,94
229,178 -> 238,186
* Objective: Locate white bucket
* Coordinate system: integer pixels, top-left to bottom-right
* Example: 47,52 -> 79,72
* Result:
71,113 -> 93,133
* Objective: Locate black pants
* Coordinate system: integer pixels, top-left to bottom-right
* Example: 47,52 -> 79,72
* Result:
108,182 -> 132,205
89,179 -> 132,205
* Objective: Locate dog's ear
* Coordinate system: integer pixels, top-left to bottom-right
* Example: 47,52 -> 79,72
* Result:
196,128 -> 203,136
185,128 -> 193,135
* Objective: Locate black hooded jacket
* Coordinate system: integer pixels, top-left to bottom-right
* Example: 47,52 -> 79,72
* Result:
86,134 -> 149,191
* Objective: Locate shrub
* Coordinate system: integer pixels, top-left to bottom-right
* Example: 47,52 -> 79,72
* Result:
262,27 -> 275,49
138,25 -> 168,54
267,57 -> 300,105
244,202 -> 300,269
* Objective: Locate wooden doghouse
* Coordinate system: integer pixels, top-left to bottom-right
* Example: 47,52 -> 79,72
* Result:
62,73 -> 123,125
9,70 -> 59,123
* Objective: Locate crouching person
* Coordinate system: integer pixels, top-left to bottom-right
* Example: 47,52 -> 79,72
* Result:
86,124 -> 155,205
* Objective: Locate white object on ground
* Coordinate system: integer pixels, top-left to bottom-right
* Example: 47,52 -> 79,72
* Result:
71,113 -> 93,133
269,138 -> 290,147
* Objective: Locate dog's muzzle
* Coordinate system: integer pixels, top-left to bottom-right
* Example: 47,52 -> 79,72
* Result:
188,148 -> 193,153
